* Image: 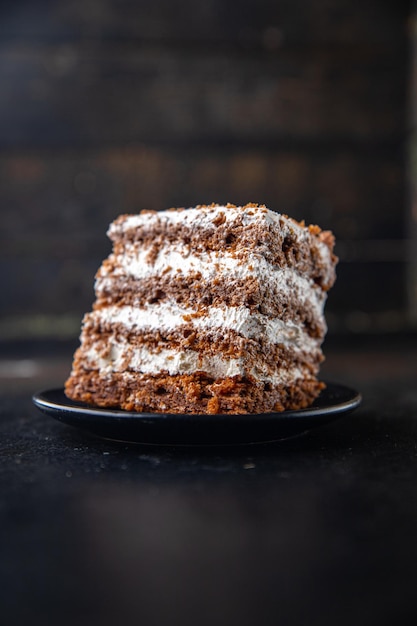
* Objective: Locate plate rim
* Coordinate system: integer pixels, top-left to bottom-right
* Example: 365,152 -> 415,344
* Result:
32,383 -> 362,445
32,382 -> 362,423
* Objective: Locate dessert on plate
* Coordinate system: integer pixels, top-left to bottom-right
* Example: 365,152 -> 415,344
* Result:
65,203 -> 337,414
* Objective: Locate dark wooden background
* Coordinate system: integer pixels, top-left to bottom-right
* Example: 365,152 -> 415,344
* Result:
0,0 -> 413,340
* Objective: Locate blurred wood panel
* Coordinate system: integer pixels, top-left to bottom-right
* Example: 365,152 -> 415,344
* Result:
408,7 -> 417,324
0,45 -> 405,148
0,0 -> 408,46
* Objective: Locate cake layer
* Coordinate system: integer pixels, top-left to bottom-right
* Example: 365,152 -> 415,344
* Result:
73,321 -> 322,381
109,204 -> 336,291
95,264 -> 327,337
84,303 -> 322,351
97,244 -> 326,308
99,241 -> 328,295
76,341 -> 316,385
65,368 -> 325,414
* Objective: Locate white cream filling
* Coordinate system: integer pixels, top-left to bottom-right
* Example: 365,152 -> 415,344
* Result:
84,342 -> 307,385
86,303 -> 321,355
96,246 -> 325,320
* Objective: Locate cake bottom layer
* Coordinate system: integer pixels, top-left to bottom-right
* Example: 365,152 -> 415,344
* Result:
65,369 -> 325,414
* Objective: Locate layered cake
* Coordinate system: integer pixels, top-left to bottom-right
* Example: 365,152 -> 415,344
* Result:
65,203 -> 337,414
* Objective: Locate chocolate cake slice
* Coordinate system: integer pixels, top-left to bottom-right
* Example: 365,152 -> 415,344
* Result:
65,203 -> 337,414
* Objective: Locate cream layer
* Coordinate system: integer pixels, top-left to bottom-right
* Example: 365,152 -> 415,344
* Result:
108,204 -> 334,288
96,245 -> 326,320
84,341 -> 308,386
87,303 -> 321,355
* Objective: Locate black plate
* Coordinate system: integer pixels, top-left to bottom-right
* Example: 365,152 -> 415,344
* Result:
32,383 -> 361,446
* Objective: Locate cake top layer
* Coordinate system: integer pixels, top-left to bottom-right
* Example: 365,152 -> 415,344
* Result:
106,203 -> 337,291
109,203 -> 330,243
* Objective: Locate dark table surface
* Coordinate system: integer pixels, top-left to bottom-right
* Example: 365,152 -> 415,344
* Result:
1,335 -> 417,626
